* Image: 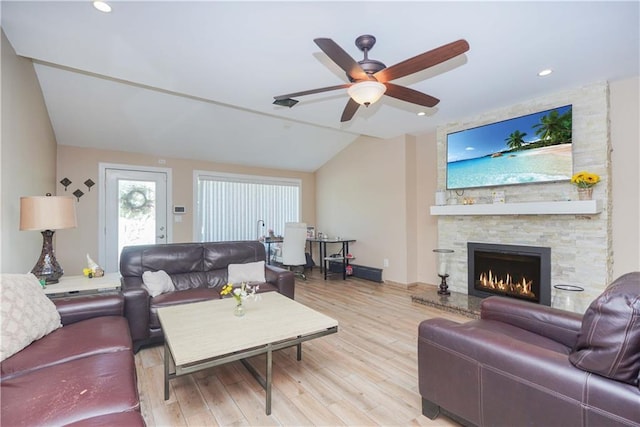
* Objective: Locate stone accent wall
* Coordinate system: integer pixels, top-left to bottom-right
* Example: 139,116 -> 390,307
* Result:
436,82 -> 611,311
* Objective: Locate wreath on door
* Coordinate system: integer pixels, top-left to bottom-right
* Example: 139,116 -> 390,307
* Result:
120,187 -> 154,218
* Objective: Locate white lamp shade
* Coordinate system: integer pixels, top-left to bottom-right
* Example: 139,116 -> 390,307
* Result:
347,81 -> 386,105
20,196 -> 77,231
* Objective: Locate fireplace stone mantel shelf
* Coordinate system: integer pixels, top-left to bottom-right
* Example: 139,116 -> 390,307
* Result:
430,199 -> 602,216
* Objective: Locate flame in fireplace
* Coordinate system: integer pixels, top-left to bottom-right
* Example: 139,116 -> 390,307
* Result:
478,270 -> 536,298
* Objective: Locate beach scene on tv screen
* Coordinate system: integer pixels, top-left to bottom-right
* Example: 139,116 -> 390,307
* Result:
446,105 -> 572,190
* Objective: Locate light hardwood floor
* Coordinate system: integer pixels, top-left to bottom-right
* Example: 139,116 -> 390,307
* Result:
135,271 -> 468,426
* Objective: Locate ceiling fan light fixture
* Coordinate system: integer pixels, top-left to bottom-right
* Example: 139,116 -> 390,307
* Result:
347,81 -> 386,106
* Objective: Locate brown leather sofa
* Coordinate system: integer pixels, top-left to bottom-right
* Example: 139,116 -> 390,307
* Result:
418,272 -> 640,427
0,293 -> 144,426
120,240 -> 295,352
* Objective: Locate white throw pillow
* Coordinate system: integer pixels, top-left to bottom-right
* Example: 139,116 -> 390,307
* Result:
228,261 -> 266,284
142,270 -> 175,297
0,273 -> 62,362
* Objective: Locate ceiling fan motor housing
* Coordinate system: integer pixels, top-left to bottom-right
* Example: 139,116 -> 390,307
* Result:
350,34 -> 386,81
355,34 -> 376,52
355,59 -> 386,79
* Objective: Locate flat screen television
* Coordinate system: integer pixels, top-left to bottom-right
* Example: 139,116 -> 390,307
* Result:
446,104 -> 573,190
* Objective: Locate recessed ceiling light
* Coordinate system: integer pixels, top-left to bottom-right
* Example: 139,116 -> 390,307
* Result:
93,1 -> 112,13
538,69 -> 553,77
417,111 -> 426,116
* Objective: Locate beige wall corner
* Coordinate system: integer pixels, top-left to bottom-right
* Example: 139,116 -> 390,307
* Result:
1,30 -> 57,274
416,131 -> 439,285
316,134 -> 412,284
610,76 -> 640,277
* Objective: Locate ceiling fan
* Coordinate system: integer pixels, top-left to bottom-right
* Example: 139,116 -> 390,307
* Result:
273,35 -> 470,122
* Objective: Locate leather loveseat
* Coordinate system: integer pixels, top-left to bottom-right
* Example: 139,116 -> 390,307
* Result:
120,240 -> 295,352
1,293 -> 144,426
418,272 -> 640,427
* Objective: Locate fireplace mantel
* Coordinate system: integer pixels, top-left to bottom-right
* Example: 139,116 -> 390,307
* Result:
430,199 -> 602,216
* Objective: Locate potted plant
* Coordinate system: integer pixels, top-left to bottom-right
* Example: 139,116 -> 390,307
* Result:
570,171 -> 600,200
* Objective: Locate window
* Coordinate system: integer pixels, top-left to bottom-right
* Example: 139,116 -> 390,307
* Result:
195,171 -> 301,242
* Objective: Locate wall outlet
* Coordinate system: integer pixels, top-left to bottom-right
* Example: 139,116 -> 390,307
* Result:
383,258 -> 389,268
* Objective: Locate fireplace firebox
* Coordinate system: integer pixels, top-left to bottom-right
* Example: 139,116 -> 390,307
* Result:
467,242 -> 551,306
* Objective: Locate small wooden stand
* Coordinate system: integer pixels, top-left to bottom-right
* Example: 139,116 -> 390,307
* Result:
437,274 -> 450,296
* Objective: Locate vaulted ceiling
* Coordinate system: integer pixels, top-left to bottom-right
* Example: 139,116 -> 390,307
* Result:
2,1 -> 638,172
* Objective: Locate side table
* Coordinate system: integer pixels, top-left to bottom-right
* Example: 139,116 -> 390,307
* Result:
43,272 -> 121,298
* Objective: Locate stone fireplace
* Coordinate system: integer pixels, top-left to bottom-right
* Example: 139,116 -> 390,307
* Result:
467,242 -> 551,305
433,82 -> 611,310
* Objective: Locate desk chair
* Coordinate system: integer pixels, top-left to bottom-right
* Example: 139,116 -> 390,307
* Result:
282,222 -> 308,280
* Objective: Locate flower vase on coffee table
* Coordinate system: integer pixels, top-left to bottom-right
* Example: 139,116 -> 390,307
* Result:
234,301 -> 245,317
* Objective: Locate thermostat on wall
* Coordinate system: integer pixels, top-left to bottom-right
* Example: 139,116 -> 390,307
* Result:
173,205 -> 186,214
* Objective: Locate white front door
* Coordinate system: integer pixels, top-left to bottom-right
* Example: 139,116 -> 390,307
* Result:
99,164 -> 171,272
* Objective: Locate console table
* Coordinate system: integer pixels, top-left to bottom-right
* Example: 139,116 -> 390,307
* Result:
264,237 -> 357,279
307,237 -> 356,280
43,272 -> 121,297
263,238 -> 283,265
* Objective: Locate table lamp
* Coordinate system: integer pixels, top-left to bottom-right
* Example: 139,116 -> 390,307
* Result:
20,193 -> 77,284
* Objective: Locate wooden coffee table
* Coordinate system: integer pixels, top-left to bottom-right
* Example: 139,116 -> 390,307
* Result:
157,292 -> 338,415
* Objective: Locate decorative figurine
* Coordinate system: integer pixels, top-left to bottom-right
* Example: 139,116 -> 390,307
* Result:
85,254 -> 105,278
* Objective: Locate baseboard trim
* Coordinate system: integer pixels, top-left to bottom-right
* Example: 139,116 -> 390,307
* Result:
326,261 -> 383,282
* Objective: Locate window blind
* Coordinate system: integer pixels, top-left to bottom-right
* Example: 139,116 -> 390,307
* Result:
195,171 -> 300,242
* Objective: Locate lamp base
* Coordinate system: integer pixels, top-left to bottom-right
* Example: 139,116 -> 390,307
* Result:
437,274 -> 450,296
31,230 -> 64,284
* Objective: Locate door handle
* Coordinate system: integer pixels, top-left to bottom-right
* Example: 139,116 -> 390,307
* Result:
157,234 -> 165,239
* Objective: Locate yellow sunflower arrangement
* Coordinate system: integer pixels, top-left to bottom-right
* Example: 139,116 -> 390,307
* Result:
571,171 -> 600,189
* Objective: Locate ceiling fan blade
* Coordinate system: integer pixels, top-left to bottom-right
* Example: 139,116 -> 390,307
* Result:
274,83 -> 351,100
384,82 -> 440,107
314,38 -> 369,81
374,39 -> 470,83
340,98 -> 360,122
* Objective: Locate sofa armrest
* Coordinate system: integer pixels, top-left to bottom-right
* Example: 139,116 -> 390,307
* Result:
265,265 -> 295,299
120,278 -> 151,344
53,293 -> 124,326
480,296 -> 583,348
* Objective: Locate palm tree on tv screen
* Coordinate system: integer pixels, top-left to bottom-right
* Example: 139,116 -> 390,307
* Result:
505,130 -> 527,151
533,108 -> 573,145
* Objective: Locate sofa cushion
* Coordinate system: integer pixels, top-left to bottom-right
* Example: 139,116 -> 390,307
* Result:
142,270 -> 175,297
228,260 -> 266,284
0,316 -> 131,381
0,350 -> 139,426
0,273 -> 62,362
149,287 -> 221,329
569,272 -> 640,386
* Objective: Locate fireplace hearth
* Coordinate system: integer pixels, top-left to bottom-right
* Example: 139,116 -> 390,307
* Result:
467,242 -> 551,306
